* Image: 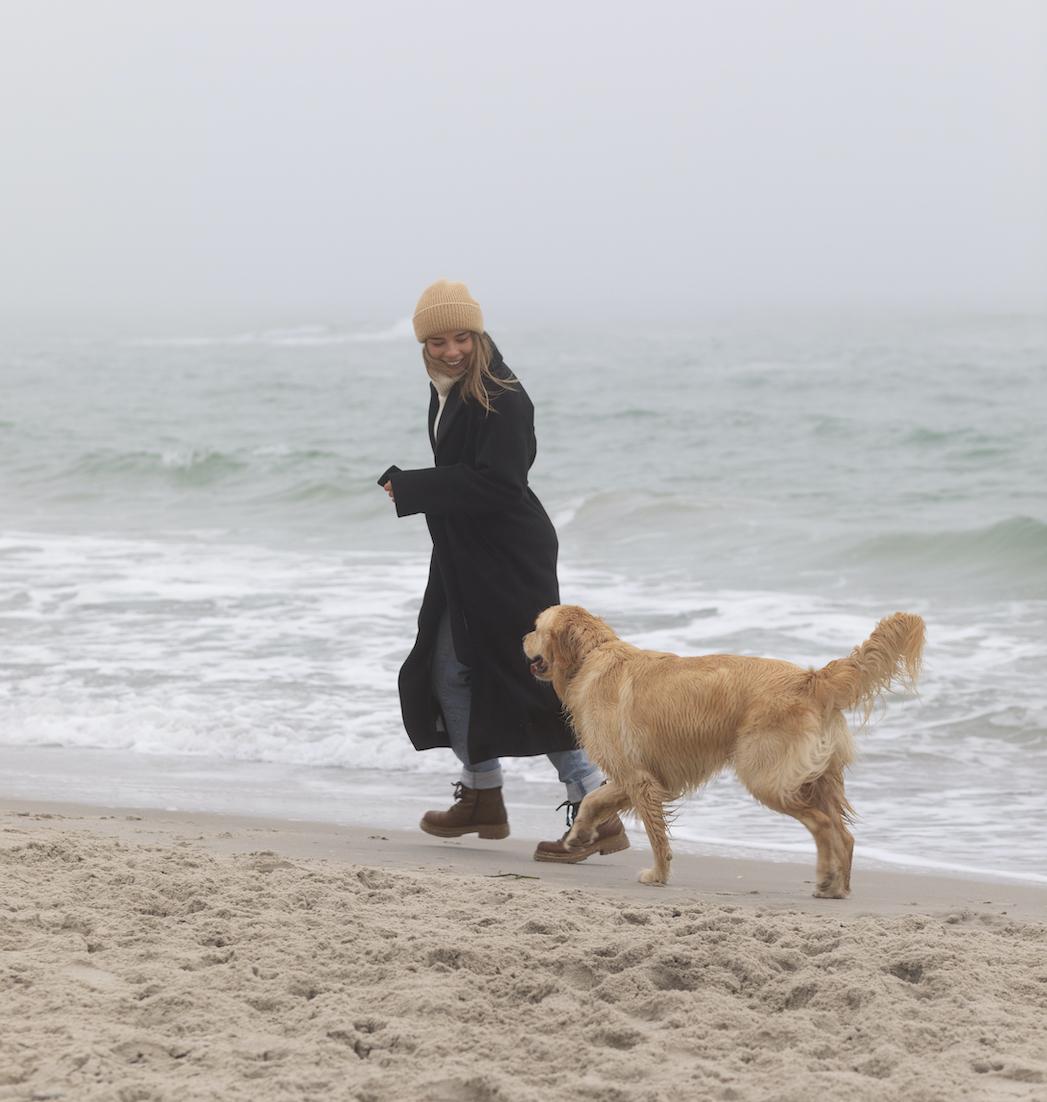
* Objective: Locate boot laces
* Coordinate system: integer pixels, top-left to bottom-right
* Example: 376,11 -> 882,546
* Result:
452,781 -> 466,803
555,799 -> 581,829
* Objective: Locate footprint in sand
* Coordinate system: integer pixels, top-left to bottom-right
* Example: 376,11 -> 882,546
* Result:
63,962 -> 126,993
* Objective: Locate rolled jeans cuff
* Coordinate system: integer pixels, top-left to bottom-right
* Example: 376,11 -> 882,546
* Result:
460,765 -> 504,790
565,768 -> 604,804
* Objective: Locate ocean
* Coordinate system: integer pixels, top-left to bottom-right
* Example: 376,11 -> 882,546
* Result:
2,311 -> 1045,882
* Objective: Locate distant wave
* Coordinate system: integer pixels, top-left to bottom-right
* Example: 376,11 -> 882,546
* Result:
845,516 -> 1047,594
39,446 -> 356,491
552,490 -> 716,529
124,318 -> 414,348
57,447 -> 248,484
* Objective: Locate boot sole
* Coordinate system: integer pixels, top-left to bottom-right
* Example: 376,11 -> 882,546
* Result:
419,819 -> 510,840
533,833 -> 631,863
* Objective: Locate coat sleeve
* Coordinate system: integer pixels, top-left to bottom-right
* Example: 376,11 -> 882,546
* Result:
390,391 -> 532,517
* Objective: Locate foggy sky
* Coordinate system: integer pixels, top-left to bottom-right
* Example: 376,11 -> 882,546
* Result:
2,0 -> 1045,327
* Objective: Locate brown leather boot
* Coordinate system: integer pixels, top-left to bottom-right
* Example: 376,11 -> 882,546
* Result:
420,782 -> 510,840
533,799 -> 629,863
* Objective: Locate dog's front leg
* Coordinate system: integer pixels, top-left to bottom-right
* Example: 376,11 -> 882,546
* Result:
565,780 -> 629,849
633,780 -> 672,885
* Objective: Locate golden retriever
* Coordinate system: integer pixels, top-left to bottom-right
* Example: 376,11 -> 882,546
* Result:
523,605 -> 924,897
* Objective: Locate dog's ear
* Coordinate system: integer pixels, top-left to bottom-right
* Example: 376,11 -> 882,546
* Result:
545,608 -> 578,677
549,606 -> 607,680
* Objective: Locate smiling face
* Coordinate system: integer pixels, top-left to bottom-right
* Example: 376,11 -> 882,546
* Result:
424,330 -> 474,378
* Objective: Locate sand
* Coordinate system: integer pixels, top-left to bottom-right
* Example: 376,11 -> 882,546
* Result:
1,799 -> 1045,1102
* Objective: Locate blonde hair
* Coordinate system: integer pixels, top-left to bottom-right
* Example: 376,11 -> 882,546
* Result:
422,331 -> 517,413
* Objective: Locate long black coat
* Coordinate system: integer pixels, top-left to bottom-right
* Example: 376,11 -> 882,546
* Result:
383,345 -> 576,762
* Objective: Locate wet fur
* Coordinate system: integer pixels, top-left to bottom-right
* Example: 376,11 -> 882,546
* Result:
523,605 -> 924,897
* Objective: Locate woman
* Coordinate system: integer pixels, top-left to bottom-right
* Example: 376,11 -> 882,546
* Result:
379,279 -> 628,863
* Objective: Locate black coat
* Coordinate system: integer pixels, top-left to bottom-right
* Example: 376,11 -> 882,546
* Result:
382,345 -> 576,762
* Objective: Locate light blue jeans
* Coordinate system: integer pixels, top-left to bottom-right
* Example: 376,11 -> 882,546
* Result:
432,612 -> 603,802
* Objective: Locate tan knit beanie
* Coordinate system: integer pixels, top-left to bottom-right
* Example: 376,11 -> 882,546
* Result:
412,279 -> 484,342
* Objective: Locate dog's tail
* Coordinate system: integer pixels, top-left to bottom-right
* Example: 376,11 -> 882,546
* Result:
811,613 -> 925,721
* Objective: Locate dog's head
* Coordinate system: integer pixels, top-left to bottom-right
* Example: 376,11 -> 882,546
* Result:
523,604 -> 617,691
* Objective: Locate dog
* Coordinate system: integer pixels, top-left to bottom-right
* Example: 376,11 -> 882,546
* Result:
523,605 -> 924,897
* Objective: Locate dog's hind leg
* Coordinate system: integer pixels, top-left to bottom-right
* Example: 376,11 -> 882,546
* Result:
746,782 -> 850,899
631,778 -> 673,886
738,724 -> 855,898
565,780 -> 631,849
842,822 -> 855,893
794,806 -> 849,898
802,768 -> 854,898
819,769 -> 855,894
827,773 -> 855,893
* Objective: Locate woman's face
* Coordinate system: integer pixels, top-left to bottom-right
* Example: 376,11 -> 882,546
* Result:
425,330 -> 473,377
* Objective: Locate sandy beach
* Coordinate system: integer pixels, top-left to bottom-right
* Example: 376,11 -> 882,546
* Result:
4,2 -> 1046,1099
2,798 -> 1045,1102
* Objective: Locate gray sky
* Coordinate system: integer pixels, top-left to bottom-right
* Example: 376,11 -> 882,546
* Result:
2,0 -> 1045,327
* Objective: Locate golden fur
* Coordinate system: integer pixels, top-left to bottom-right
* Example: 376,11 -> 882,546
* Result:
523,605 -> 925,897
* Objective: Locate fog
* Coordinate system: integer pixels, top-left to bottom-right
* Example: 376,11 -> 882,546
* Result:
2,0 -> 1044,329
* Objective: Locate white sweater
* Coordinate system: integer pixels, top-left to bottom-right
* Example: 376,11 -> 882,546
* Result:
427,367 -> 459,442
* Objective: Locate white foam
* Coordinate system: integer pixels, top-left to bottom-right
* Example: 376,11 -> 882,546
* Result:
1,530 -> 1044,881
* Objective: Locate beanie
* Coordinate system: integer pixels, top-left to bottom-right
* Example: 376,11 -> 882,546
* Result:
412,279 -> 484,342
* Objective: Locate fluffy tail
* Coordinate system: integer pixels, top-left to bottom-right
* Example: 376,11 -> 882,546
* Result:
812,613 -> 925,721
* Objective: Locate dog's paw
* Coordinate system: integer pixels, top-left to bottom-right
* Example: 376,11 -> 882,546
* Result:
564,827 -> 597,850
813,877 -> 849,899
639,867 -> 667,886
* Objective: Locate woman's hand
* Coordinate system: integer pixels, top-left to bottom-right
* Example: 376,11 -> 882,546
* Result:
383,480 -> 395,502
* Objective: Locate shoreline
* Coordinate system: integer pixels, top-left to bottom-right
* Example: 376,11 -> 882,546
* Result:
1,744 -> 1043,889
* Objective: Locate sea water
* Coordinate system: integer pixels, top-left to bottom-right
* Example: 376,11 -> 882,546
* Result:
1,312 -> 1045,881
